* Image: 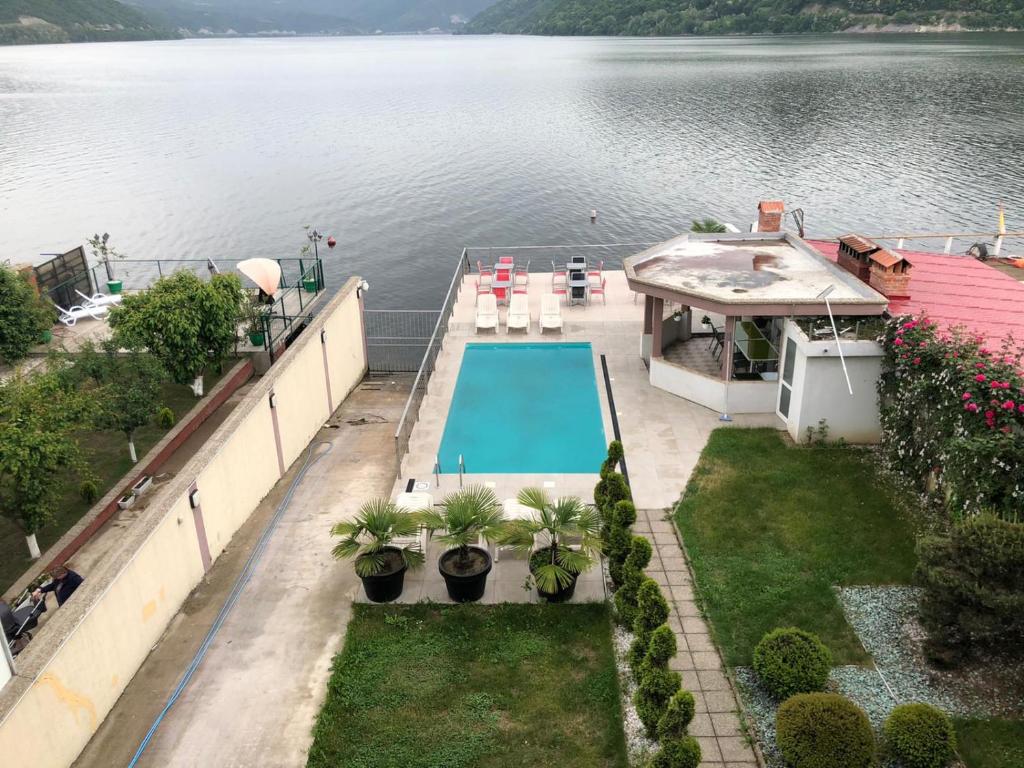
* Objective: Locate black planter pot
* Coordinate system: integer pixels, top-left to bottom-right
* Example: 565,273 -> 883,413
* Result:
438,545 -> 493,602
530,546 -> 580,603
358,547 -> 408,603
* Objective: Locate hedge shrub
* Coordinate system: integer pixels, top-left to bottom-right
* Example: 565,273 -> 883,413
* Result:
79,479 -> 98,504
657,689 -> 696,741
776,693 -> 875,768
630,578 -> 670,673
916,514 -> 1024,658
614,535 -> 652,627
883,703 -> 956,768
640,625 -> 676,676
634,667 -> 682,737
0,266 -> 54,364
156,406 -> 176,429
753,627 -> 832,699
649,735 -> 701,768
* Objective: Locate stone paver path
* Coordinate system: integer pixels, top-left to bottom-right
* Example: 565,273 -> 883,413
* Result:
636,509 -> 760,768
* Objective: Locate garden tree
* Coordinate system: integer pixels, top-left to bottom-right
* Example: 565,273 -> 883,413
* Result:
606,499 -> 637,587
110,271 -> 245,396
0,370 -> 91,558
0,265 -> 54,364
65,341 -> 166,463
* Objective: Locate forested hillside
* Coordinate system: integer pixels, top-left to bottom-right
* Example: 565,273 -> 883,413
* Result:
0,0 -> 173,44
465,0 -> 1024,35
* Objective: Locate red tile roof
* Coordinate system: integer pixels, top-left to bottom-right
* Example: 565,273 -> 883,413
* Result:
809,239 -> 1024,351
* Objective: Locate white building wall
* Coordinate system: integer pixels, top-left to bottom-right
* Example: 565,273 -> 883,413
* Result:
781,321 -> 884,444
650,358 -> 777,414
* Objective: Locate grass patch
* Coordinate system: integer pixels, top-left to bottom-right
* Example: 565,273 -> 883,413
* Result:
955,718 -> 1024,768
307,603 -> 627,768
674,428 -> 918,667
0,365 -> 229,593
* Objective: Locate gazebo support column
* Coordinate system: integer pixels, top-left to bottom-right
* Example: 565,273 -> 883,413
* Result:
651,297 -> 664,358
641,294 -> 655,362
721,316 -> 736,381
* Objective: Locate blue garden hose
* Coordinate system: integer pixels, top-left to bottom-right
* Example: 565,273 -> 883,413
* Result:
126,441 -> 334,767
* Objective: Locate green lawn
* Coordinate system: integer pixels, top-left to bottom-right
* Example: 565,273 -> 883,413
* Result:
955,719 -> 1024,768
674,428 -> 918,666
307,603 -> 627,768
0,367 -> 228,593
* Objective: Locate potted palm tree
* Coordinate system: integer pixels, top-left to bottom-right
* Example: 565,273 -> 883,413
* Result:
502,488 -> 602,603
419,486 -> 505,602
330,499 -> 424,602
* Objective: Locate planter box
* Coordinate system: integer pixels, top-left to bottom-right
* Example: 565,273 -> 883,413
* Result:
117,493 -> 135,510
107,280 -> 123,295
131,475 -> 152,496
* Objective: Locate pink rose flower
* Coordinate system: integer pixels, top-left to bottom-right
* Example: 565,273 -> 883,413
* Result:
965,403 -> 979,412
1002,400 -> 1015,410
913,357 -> 921,365
975,374 -> 987,382
893,338 -> 904,346
962,392 -> 972,400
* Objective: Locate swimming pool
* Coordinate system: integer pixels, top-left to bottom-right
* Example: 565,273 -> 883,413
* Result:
438,343 -> 608,474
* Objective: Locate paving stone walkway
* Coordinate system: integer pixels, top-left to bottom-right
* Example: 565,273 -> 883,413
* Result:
635,509 -> 760,768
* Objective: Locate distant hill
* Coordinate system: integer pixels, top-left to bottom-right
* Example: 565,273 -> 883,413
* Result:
129,0 -> 497,35
0,0 -> 174,44
465,0 -> 1024,35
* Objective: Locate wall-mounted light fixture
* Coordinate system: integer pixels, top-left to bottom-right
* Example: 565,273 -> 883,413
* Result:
189,489 -> 201,509
269,391 -> 277,409
320,329 -> 327,344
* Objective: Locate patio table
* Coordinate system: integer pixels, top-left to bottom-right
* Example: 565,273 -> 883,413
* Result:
566,265 -> 589,306
733,320 -> 778,374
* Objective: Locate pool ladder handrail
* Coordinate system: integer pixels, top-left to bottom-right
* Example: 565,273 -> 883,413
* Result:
433,455 -> 441,488
458,454 -> 465,489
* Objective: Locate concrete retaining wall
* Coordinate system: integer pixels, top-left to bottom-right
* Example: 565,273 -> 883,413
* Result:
0,278 -> 367,768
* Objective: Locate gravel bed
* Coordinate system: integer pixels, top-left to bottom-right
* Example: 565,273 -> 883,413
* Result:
613,625 -> 658,767
837,586 -> 994,716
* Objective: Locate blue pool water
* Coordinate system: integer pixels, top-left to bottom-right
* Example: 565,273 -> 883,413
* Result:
438,343 -> 608,474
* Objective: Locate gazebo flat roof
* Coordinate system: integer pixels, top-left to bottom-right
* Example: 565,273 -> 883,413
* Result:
625,232 -> 888,316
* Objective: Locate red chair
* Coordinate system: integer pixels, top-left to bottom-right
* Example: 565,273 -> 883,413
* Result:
552,285 -> 568,304
514,259 -> 530,286
587,260 -> 604,279
551,260 -> 567,287
476,260 -> 492,285
590,278 -> 607,304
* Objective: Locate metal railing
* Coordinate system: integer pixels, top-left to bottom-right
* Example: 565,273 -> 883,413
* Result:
43,256 -> 318,306
365,309 -> 441,373
812,229 -> 1024,258
257,260 -> 326,362
393,248 -> 471,466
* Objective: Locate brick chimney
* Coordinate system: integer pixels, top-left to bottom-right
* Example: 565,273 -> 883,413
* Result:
836,234 -> 879,282
757,200 -> 784,232
867,249 -> 912,298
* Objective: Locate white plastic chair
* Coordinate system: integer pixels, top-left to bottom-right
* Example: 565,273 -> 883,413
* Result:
55,303 -> 108,327
539,294 -> 563,333
475,293 -> 499,333
75,289 -> 123,309
506,294 -> 530,334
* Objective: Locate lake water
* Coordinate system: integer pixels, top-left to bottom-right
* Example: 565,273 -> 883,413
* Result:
0,34 -> 1022,308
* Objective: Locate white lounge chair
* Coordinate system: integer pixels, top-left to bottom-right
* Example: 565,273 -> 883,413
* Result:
506,294 -> 530,334
75,289 -> 123,309
55,303 -> 108,327
393,492 -> 431,555
539,294 -> 563,333
475,293 -> 499,333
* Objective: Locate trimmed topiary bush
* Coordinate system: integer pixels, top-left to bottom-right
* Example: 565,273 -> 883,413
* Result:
657,689 -> 696,741
614,499 -> 637,528
649,735 -> 701,768
753,627 -> 832,699
79,479 -> 98,504
776,693 -> 875,768
634,666 -> 682,737
883,703 -> 956,768
615,536 -> 652,627
640,625 -> 676,677
630,578 -> 670,674
916,514 -> 1024,660
607,523 -> 632,587
156,406 -> 176,429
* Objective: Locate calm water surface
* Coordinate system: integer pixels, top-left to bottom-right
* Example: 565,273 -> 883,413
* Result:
0,34 -> 1022,307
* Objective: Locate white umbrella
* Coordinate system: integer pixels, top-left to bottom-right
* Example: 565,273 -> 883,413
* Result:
236,258 -> 282,297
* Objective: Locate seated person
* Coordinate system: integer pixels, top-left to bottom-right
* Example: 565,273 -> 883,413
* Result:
32,565 -> 84,607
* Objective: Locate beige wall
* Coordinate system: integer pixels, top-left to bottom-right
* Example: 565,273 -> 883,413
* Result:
0,278 -> 367,768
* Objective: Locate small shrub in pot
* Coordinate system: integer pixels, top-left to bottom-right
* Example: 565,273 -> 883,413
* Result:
883,703 -> 956,768
753,627 -> 832,699
330,499 -> 424,603
775,692 -> 875,768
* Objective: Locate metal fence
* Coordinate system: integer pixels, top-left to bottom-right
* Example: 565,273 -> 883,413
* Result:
365,310 -> 441,373
393,249 -> 470,465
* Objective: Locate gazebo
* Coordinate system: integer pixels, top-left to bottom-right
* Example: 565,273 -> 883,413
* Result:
623,230 -> 888,419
